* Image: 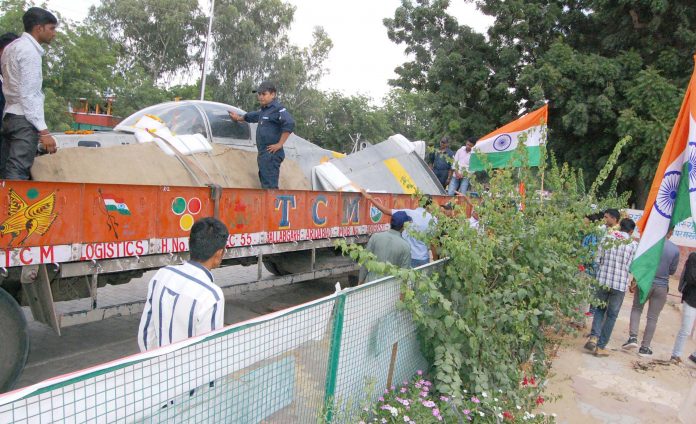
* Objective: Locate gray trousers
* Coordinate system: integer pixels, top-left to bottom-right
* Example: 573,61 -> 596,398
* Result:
1,114 -> 39,180
629,284 -> 668,348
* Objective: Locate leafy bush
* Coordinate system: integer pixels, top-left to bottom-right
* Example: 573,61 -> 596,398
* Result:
341,141 -> 629,419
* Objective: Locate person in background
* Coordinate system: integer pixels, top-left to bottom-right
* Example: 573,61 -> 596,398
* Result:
577,212 -> 605,325
427,136 -> 454,188
448,137 -> 476,196
358,211 -> 412,284
0,32 -> 19,177
585,218 -> 638,357
622,226 -> 679,357
228,81 -> 294,189
1,7 -> 58,180
138,217 -> 229,351
670,252 -> 696,365
363,191 -> 437,268
603,208 -> 621,231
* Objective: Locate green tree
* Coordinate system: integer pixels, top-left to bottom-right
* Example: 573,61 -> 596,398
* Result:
316,93 -> 393,153
382,88 -> 434,142
210,0 -> 295,109
89,0 -> 206,83
0,0 -> 26,34
385,0 -> 696,206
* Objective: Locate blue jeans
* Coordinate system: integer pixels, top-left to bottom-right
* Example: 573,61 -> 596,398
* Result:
590,287 -> 626,348
411,258 -> 429,268
672,302 -> 696,358
447,175 -> 469,196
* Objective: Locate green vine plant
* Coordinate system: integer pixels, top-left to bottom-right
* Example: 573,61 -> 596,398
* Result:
588,135 -> 632,199
338,150 -> 629,417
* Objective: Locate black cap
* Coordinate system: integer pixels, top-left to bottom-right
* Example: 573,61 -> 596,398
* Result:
252,81 -> 276,94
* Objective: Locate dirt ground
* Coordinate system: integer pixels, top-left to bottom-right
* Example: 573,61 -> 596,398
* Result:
541,277 -> 696,423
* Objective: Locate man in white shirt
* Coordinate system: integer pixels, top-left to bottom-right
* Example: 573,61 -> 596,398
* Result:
448,137 -> 477,196
1,7 -> 58,180
138,217 -> 229,351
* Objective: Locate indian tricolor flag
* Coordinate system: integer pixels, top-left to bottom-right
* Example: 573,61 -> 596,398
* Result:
469,104 -> 548,171
630,55 -> 696,304
102,194 -> 131,216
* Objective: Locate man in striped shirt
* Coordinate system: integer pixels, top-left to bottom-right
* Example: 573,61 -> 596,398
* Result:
585,218 -> 637,356
138,217 -> 229,351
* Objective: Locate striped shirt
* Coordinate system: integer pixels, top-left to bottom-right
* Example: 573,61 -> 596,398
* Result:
138,261 -> 224,351
595,231 -> 638,292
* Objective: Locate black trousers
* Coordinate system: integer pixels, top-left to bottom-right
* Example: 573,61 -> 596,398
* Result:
1,114 -> 39,180
257,149 -> 284,189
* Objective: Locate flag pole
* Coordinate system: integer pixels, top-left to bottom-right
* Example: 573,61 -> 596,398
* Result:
200,0 -> 216,100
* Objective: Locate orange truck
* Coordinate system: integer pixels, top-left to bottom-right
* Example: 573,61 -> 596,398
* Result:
0,179 -> 444,391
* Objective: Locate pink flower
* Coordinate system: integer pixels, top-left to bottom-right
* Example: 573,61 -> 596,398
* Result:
440,395 -> 449,402
400,387 -> 408,393
417,370 -> 423,376
420,391 -> 428,397
463,409 -> 471,415
422,400 -> 436,408
378,396 -> 384,402
471,396 -> 480,403
396,397 -> 410,407
433,408 -> 443,421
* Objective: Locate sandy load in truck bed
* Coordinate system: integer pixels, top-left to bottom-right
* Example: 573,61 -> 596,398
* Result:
31,143 -> 311,189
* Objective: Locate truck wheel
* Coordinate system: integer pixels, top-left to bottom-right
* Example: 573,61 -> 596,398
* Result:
262,257 -> 289,276
0,287 -> 29,392
262,248 -> 352,276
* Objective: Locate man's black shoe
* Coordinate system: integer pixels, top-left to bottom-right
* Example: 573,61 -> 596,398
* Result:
621,337 -> 638,350
638,346 -> 653,357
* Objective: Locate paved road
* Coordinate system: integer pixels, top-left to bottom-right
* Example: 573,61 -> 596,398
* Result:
16,264 -> 351,389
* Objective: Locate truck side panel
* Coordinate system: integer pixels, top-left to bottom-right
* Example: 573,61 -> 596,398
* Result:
0,182 -> 438,270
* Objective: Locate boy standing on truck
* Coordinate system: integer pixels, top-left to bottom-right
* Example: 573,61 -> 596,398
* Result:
1,7 -> 58,180
228,81 -> 295,189
138,217 -> 229,351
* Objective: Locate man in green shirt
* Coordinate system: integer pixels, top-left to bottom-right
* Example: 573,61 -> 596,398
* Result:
358,211 -> 413,284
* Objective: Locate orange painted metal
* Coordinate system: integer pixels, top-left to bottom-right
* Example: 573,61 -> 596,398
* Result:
0,181 -> 451,268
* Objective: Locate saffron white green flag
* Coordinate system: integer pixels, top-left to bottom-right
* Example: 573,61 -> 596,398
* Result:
630,55 -> 696,304
469,104 -> 548,172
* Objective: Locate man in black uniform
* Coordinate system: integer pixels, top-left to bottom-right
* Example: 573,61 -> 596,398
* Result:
426,136 -> 454,188
229,81 -> 295,189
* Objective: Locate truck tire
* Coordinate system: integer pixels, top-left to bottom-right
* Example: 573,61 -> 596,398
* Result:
262,248 -> 353,276
0,287 -> 29,392
262,257 -> 288,276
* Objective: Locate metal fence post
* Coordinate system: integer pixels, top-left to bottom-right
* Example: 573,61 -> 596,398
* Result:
323,291 -> 346,422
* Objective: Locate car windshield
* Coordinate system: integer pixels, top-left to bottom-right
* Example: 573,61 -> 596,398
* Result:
116,102 -> 208,137
201,103 -> 251,140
